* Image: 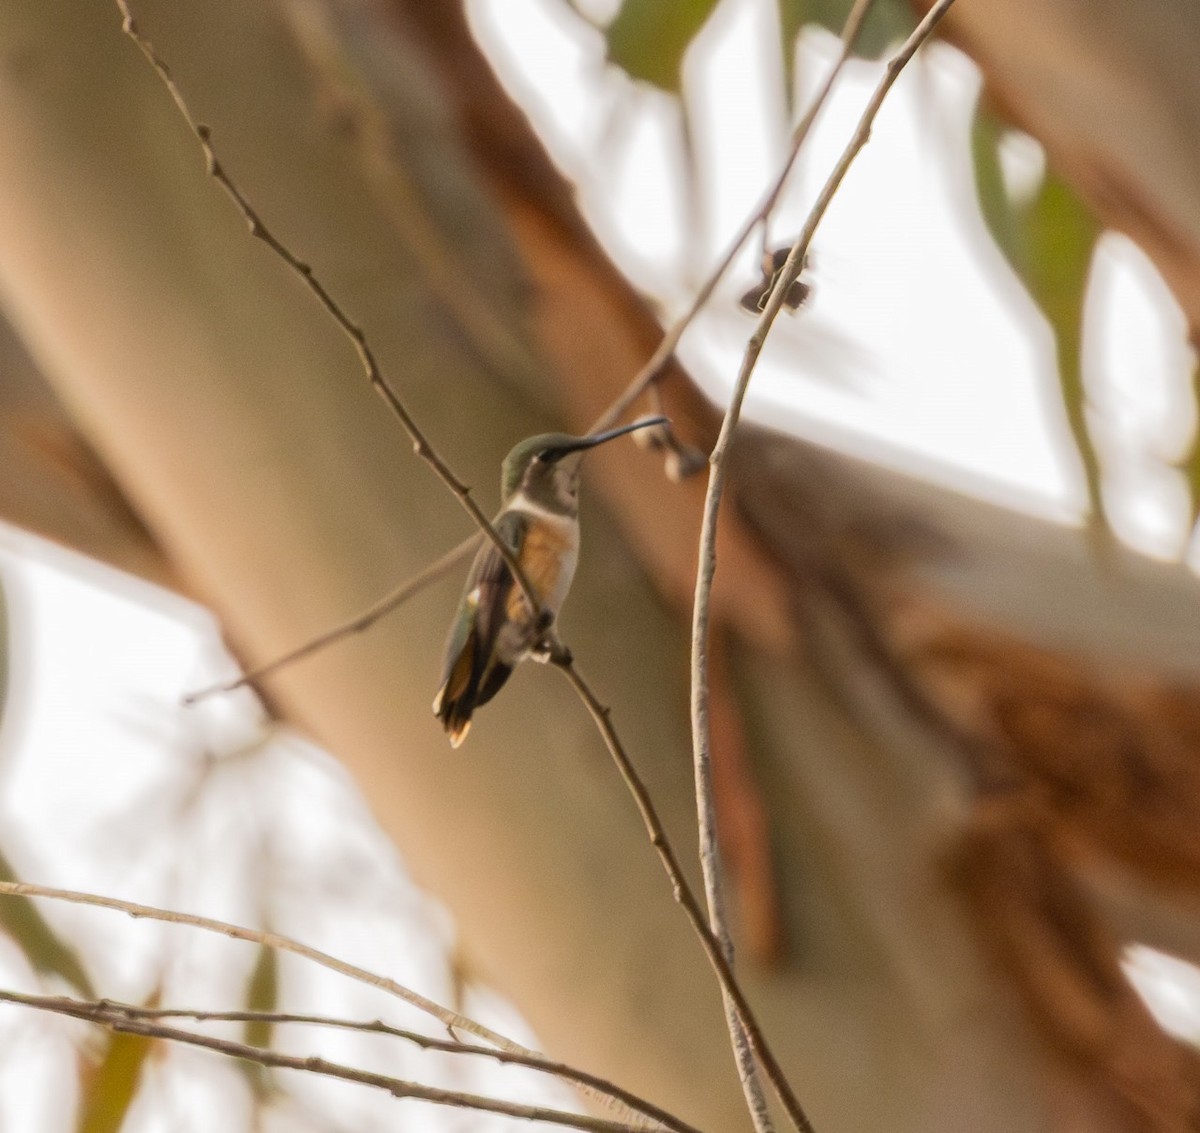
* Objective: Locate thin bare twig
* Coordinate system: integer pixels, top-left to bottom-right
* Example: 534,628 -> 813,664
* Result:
589,0 -> 875,436
687,3 -> 957,1131
0,881 -> 672,1130
0,990 -> 651,1133
184,533 -> 481,704
0,879 -> 498,1042
1,993 -> 699,1133
113,0 -> 543,621
553,660 -> 811,1133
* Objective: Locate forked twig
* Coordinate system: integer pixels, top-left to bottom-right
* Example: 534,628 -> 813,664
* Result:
589,0 -> 876,436
178,0 -> 874,700
687,1 -> 957,1129
0,989 -> 653,1133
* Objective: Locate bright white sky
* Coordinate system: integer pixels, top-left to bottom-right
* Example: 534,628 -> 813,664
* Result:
0,0 -> 1198,1128
470,0 -> 1197,557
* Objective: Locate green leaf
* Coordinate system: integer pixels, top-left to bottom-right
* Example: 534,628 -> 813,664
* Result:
235,942 -> 279,1103
970,109 -> 1020,261
243,943 -> 278,1051
0,850 -> 94,997
605,0 -> 720,93
971,107 -> 1103,524
77,1003 -> 156,1133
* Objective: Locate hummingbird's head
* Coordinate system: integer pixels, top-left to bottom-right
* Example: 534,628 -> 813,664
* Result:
500,416 -> 669,512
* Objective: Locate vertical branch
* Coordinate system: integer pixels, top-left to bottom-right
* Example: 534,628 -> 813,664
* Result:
687,1 -> 958,1130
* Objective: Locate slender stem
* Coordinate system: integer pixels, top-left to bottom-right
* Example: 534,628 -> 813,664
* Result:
0,881 -> 669,1130
554,660 -> 811,1133
0,880 -> 497,1042
0,992 -> 699,1133
668,4 -> 883,1129
588,0 -> 876,436
184,533 -> 481,704
686,2 -> 957,1129
0,990 -> 650,1133
113,0 -> 543,620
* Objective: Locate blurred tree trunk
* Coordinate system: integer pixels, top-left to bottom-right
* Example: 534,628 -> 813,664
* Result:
0,1 -> 1198,1131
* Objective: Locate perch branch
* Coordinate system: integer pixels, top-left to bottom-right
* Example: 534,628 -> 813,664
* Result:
114,0 -> 543,620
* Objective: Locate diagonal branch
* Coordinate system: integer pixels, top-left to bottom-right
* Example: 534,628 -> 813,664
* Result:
113,0 -> 544,621
0,989 -> 654,1133
111,8 -> 808,1122
687,2 -> 958,1132
183,533 -> 481,704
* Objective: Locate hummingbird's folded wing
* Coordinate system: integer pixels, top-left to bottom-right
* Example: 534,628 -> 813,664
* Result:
432,512 -> 526,744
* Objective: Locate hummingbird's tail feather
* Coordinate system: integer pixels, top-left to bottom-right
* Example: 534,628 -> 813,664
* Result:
433,627 -> 480,744
433,627 -> 514,746
446,715 -> 471,748
434,683 -> 476,747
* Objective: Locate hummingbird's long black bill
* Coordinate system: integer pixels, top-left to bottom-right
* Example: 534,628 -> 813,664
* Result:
542,415 -> 669,462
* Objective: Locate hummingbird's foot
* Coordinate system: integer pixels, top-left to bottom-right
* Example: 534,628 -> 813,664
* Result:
529,609 -> 560,663
532,627 -> 572,666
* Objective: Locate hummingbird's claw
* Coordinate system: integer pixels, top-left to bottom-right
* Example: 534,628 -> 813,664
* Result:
532,627 -> 572,667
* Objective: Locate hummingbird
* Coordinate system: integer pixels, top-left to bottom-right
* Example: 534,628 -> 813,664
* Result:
433,415 -> 669,746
